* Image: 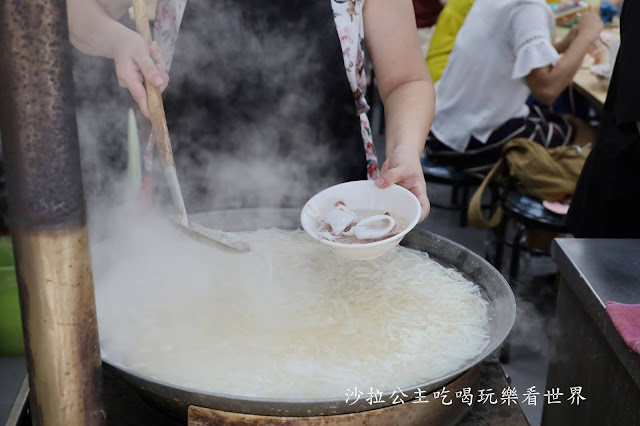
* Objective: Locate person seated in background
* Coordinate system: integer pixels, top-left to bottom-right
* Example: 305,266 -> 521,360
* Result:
425,0 -> 595,86
426,0 -> 602,174
425,0 -> 474,83
412,0 -> 446,57
567,0 -> 640,238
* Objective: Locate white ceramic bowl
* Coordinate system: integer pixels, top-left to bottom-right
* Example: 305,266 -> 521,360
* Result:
301,180 -> 421,260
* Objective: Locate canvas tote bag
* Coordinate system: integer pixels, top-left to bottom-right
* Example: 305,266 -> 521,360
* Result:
468,138 -> 592,228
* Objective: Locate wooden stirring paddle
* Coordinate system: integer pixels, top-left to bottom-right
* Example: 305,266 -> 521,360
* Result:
132,0 -> 250,253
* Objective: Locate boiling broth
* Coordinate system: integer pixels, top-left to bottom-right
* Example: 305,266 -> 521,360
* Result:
94,225 -> 490,399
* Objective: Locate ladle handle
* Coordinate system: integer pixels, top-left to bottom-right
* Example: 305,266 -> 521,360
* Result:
132,0 -> 174,168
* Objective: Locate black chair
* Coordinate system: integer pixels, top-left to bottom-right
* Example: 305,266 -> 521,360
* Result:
421,152 -> 485,227
491,192 -> 567,280
492,191 -> 567,363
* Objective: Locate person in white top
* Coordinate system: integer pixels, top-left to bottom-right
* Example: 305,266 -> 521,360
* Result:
427,0 -> 603,173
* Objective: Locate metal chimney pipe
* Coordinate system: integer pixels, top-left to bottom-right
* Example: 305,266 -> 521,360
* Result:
0,0 -> 106,425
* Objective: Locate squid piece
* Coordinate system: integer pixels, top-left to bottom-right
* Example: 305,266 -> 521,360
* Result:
353,215 -> 395,240
324,202 -> 358,236
317,202 -> 397,243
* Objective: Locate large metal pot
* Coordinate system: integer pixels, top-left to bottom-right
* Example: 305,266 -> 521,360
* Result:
102,208 -> 516,421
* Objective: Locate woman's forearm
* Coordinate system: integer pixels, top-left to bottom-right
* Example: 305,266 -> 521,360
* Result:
67,0 -> 134,58
526,34 -> 593,104
553,29 -> 575,54
547,35 -> 593,96
98,0 -> 134,20
527,12 -> 603,105
383,80 -> 435,157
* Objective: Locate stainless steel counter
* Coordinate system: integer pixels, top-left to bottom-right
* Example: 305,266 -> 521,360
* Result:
543,239 -> 640,425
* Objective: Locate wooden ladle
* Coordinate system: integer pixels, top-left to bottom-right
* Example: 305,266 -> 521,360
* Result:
132,0 -> 250,253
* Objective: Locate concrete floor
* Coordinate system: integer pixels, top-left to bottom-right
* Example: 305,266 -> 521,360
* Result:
0,135 -> 557,426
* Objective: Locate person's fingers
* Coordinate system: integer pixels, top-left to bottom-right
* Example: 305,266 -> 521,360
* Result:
412,183 -> 430,222
374,160 -> 391,187
375,167 -> 405,188
127,76 -> 151,119
417,192 -> 430,222
135,49 -> 165,88
150,42 -> 170,90
149,42 -> 164,69
374,175 -> 389,188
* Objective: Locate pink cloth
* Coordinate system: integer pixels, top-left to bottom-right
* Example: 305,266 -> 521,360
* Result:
606,301 -> 640,354
542,199 -> 570,215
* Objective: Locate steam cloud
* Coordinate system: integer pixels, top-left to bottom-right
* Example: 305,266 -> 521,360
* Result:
74,0 -> 357,217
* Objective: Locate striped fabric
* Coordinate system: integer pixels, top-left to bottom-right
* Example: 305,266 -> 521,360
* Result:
426,104 -> 573,174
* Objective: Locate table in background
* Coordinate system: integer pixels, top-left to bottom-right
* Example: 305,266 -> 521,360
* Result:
543,239 -> 640,426
570,62 -> 609,108
555,24 -> 620,109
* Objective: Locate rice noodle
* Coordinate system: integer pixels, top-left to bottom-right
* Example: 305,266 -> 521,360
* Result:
94,224 -> 490,399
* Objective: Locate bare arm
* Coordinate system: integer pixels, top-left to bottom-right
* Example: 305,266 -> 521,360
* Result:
66,0 -> 168,118
526,12 -> 603,105
98,0 -> 134,19
364,0 -> 435,221
67,0 -> 131,57
553,27 -> 578,54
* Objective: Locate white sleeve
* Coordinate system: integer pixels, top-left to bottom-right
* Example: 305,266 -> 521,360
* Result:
510,3 -> 560,80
